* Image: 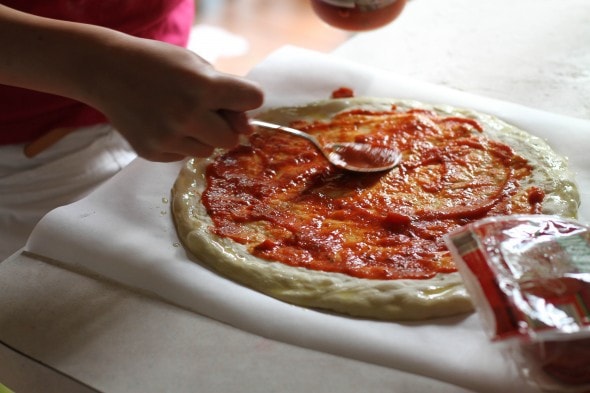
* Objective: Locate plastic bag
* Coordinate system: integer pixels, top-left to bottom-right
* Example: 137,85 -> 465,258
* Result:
445,215 -> 590,392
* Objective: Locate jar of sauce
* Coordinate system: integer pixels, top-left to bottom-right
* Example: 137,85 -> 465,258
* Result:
310,0 -> 407,31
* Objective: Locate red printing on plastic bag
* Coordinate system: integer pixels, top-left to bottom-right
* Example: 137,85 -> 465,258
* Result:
445,215 -> 590,389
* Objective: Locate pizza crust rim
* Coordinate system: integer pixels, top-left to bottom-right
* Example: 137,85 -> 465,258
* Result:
171,97 -> 580,321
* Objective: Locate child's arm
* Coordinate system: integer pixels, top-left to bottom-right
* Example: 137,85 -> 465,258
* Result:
0,5 -> 264,161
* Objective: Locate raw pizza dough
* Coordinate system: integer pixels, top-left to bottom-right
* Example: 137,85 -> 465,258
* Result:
171,97 -> 579,320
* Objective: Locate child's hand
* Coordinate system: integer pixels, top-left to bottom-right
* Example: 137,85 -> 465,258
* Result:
88,37 -> 264,162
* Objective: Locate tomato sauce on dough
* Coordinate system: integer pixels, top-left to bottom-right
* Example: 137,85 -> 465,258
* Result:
203,107 -> 543,280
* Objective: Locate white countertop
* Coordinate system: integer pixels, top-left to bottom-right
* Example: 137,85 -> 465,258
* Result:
1,1 -> 588,392
332,0 -> 590,120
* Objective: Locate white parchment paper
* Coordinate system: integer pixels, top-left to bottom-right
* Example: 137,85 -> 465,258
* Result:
26,47 -> 590,393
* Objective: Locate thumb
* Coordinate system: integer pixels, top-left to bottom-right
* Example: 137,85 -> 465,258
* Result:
209,74 -> 264,112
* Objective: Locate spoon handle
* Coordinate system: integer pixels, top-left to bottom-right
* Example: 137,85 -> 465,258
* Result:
249,119 -> 320,146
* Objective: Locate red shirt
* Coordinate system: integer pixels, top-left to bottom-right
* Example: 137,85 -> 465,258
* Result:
0,0 -> 195,145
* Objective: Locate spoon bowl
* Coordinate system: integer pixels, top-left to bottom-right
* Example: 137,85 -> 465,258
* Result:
249,119 -> 401,173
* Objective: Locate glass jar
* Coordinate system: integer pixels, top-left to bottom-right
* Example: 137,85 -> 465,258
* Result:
310,0 -> 407,31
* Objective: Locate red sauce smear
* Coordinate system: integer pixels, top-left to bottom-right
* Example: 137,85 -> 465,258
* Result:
331,87 -> 355,99
203,108 -> 542,280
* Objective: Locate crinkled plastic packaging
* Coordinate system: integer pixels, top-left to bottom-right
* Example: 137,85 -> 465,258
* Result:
445,215 -> 590,392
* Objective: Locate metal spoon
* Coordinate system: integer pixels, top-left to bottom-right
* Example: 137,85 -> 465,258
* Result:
249,119 -> 401,173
